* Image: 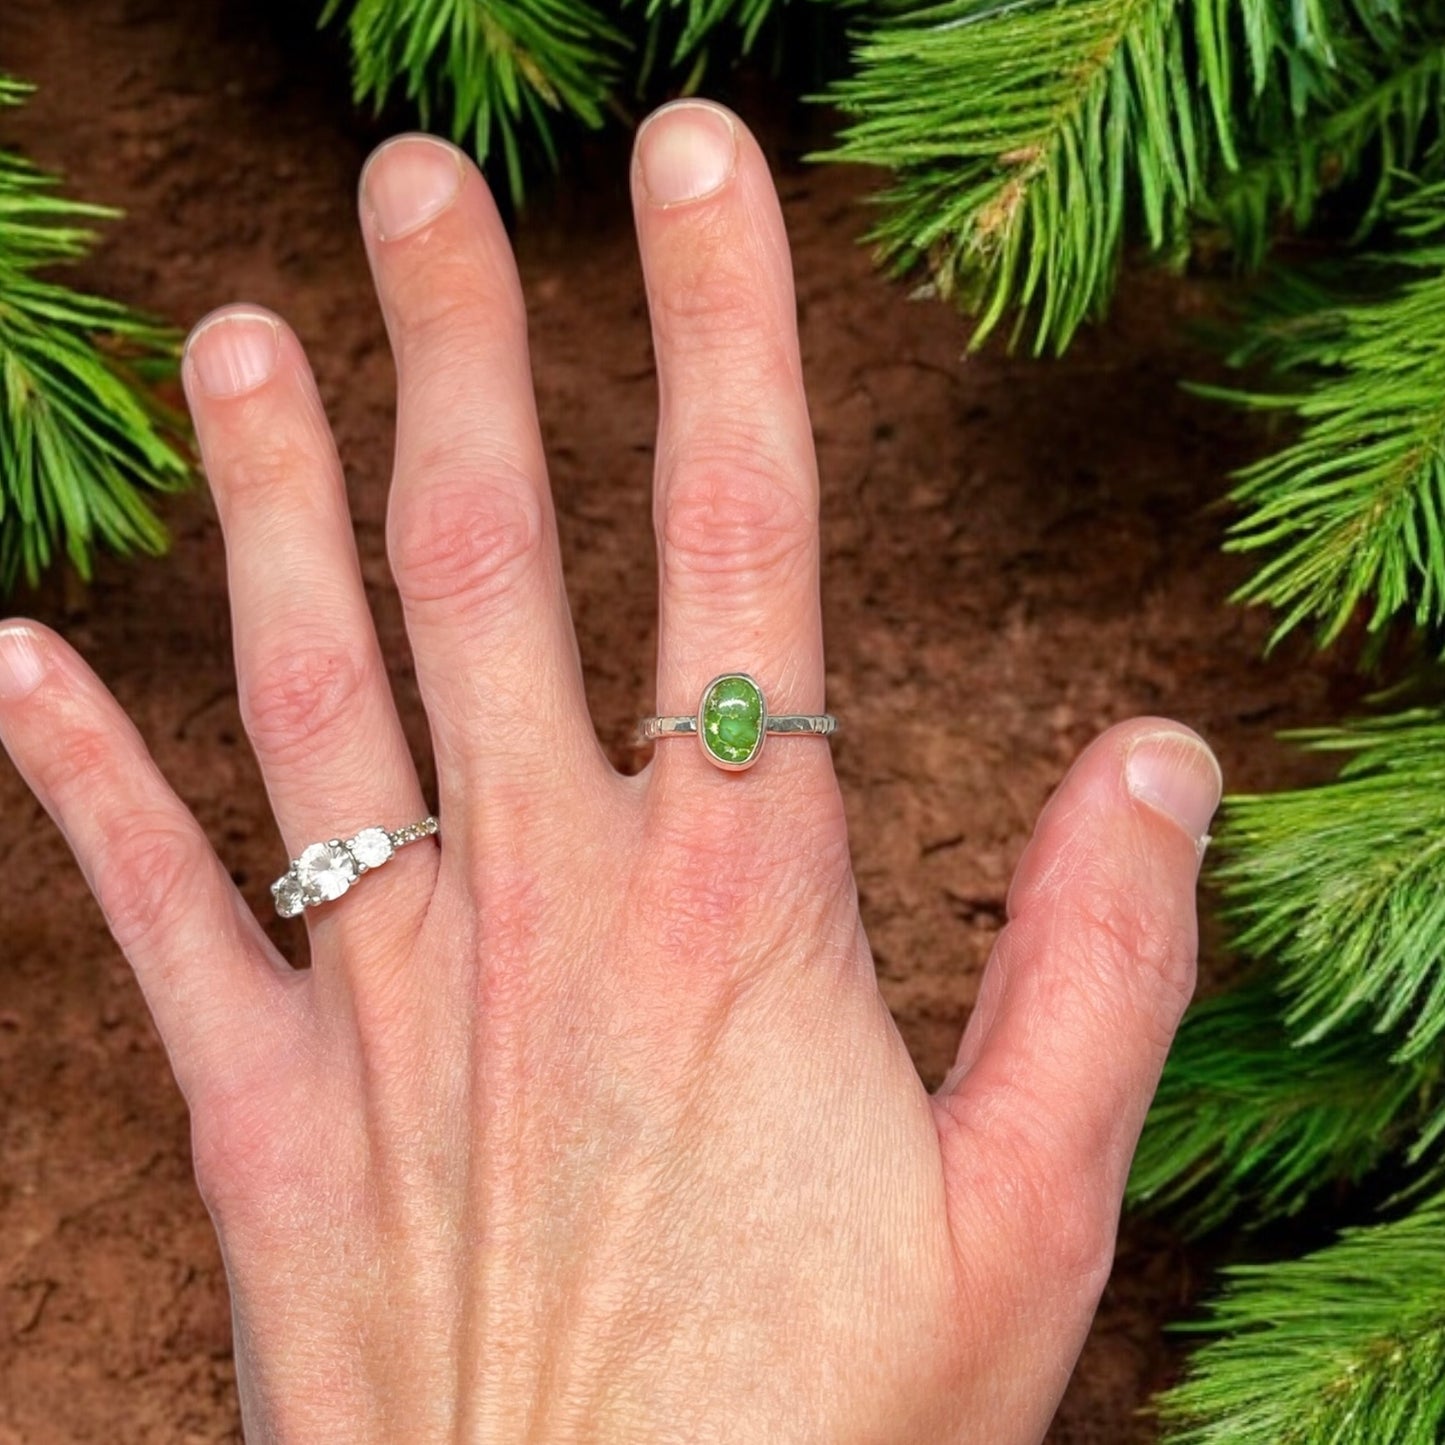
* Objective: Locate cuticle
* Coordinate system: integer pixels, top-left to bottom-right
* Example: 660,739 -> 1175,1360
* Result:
184,308 -> 280,355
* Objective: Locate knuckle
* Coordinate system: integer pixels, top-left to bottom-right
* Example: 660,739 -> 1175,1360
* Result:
653,232 -> 750,331
630,790 -> 849,985
94,813 -> 200,955
661,457 -> 813,588
390,470 -> 543,616
188,1085 -> 290,1228
241,641 -> 376,767
210,431 -> 329,509
1039,1184 -> 1119,1301
650,224 -> 791,368
34,727 -> 114,804
1066,882 -> 1197,1046
390,261 -> 526,362
189,1070 -> 362,1235
963,1090 -> 1120,1301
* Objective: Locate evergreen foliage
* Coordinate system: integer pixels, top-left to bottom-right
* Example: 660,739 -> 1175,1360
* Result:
320,0 -> 625,200
824,0 -> 1445,353
1126,977 -> 1445,1237
826,0 -> 1225,352
1218,713 -> 1445,1060
1205,36 -> 1445,266
1206,223 -> 1445,645
320,0 -> 827,199
1150,1190 -> 1445,1443
0,78 -> 190,591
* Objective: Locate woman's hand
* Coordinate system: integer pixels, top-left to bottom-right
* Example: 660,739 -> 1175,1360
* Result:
0,102 -> 1220,1443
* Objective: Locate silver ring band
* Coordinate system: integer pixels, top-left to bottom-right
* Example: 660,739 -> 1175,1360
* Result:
638,714 -> 837,738
638,671 -> 836,772
271,815 -> 439,919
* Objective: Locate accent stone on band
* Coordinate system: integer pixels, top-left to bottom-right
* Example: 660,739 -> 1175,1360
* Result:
700,673 -> 765,767
390,816 -> 440,847
347,827 -> 394,871
272,873 -> 306,919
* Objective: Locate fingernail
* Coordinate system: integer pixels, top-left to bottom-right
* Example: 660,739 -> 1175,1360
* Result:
0,625 -> 47,701
362,135 -> 464,241
1126,730 -> 1222,848
636,100 -> 738,206
186,311 -> 280,398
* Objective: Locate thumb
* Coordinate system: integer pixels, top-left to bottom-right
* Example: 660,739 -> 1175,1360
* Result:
933,719 -> 1220,1301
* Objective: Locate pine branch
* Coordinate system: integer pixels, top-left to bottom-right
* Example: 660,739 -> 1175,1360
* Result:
823,0 -> 1195,353
320,0 -> 627,201
1127,975 -> 1444,1238
820,0 -> 1401,354
0,78 -> 191,591
1202,224 -> 1445,645
1152,1190 -> 1445,1443
1217,710 -> 1445,1061
1205,31 -> 1445,269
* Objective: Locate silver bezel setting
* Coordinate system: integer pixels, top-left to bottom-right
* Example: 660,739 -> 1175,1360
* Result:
696,671 -> 768,772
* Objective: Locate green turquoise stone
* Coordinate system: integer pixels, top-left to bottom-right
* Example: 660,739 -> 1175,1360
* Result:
700,674 -> 764,767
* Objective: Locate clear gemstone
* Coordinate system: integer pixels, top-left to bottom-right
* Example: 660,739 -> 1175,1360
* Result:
272,873 -> 306,919
346,827 -> 394,871
295,841 -> 358,905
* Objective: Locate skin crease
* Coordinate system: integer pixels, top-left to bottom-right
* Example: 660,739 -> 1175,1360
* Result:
0,102 -> 1222,1443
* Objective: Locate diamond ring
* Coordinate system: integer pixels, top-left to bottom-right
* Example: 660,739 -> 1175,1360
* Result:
637,672 -> 837,771
271,816 -> 439,919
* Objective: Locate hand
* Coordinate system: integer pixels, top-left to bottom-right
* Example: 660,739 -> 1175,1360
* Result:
0,101 -> 1221,1443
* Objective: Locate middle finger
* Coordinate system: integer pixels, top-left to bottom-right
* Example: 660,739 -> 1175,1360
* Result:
358,135 -> 613,839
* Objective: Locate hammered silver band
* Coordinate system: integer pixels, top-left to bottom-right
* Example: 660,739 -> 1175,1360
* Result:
637,714 -> 837,738
271,816 -> 439,919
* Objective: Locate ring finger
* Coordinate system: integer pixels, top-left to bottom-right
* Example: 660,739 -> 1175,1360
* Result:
182,306 -> 433,955
631,102 -> 827,794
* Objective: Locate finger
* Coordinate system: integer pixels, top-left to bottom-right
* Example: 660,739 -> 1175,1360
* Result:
182,307 -> 433,951
357,135 -> 610,830
934,720 -> 1220,1305
631,101 -> 826,788
0,622 -> 298,1105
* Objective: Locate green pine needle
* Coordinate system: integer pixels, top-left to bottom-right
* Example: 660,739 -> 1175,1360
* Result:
1217,710 -> 1445,1061
1205,31 -> 1445,269
820,0 -> 1432,352
0,77 -> 190,592
321,0 -> 628,200
1127,975 -> 1444,1238
634,0 -> 784,61
1152,1190 -> 1445,1443
820,0 -> 1403,354
1205,240 -> 1445,646
824,0 -> 1202,354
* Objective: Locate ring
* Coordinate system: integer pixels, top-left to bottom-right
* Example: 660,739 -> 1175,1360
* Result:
271,816 -> 439,919
637,672 -> 837,771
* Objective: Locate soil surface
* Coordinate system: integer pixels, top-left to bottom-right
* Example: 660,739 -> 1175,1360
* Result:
0,2 -> 1358,1440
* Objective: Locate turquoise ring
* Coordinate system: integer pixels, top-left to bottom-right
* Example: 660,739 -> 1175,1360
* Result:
637,672 -> 837,771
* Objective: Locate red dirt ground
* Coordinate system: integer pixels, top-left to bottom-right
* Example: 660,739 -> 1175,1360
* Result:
0,2 -> 1358,1440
